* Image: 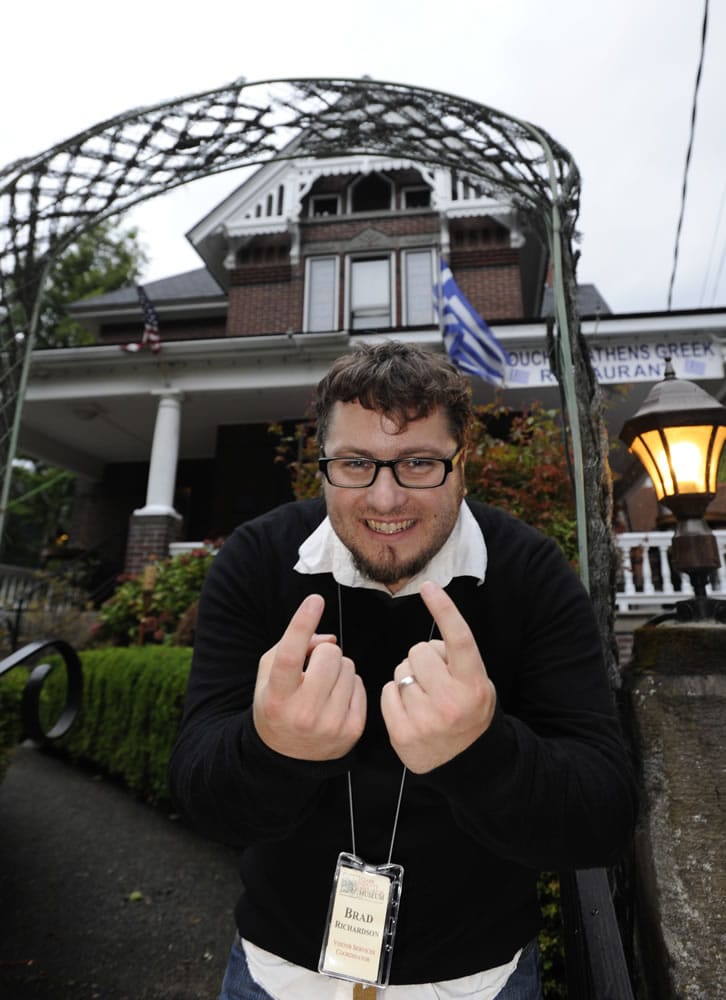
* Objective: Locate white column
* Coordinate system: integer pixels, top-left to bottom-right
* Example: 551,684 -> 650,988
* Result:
134,390 -> 183,518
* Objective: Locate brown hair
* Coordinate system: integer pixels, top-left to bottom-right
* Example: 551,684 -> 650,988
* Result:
314,341 -> 472,448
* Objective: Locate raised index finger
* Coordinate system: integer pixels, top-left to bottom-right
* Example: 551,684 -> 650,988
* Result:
267,593 -> 326,697
419,581 -> 486,681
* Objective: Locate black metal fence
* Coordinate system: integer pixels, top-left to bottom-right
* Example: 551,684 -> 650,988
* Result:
561,867 -> 635,998
0,638 -> 83,742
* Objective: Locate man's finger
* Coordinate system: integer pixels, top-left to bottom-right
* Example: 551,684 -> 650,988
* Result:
419,581 -> 487,681
266,594 -> 326,697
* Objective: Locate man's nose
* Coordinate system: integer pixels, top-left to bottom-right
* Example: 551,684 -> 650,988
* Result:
367,466 -> 407,506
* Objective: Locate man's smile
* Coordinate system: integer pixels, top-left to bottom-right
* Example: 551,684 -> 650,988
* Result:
365,518 -> 416,535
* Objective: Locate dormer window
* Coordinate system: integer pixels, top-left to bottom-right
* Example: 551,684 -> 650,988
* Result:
310,194 -> 340,217
403,186 -> 431,209
350,172 -> 393,213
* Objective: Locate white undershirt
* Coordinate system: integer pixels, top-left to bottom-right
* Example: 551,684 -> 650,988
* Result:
243,937 -> 522,999
245,503 -> 523,997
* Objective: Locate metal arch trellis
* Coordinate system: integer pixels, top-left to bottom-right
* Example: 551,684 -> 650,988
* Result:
0,76 -> 617,677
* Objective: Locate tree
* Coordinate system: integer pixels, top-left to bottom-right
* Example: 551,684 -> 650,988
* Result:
2,461 -> 76,566
1,223 -> 147,564
37,221 -> 148,348
466,402 -> 577,565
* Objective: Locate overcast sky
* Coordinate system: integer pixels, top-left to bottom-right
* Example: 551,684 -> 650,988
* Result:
2,0 -> 724,314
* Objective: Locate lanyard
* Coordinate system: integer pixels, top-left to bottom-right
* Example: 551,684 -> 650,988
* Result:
336,583 -> 435,863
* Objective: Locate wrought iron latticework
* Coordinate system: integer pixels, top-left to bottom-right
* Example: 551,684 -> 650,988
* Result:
0,76 -> 615,675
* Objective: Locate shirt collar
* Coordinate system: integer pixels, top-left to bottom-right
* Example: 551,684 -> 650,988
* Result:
294,502 -> 487,597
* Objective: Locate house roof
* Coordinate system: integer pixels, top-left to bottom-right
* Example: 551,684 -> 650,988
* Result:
541,283 -> 611,317
71,268 -> 225,312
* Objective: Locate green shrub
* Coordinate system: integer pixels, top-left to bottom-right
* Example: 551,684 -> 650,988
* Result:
0,667 -> 26,780
538,872 -> 567,997
91,547 -> 216,647
43,646 -> 192,804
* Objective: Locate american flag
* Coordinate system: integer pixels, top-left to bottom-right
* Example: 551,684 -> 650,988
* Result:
121,285 -> 161,354
435,259 -> 507,387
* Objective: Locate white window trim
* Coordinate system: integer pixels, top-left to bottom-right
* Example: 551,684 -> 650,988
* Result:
303,256 -> 339,333
344,253 -> 395,331
402,248 -> 436,327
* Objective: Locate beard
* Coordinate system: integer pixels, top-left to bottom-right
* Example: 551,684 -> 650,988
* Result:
325,475 -> 466,591
349,536 -> 449,586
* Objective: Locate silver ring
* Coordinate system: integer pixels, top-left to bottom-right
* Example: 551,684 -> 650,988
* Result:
397,675 -> 418,689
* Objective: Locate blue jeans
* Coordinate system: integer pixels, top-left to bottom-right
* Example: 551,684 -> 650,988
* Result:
218,936 -> 542,999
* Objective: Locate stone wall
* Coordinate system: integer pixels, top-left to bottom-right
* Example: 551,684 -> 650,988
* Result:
623,624 -> 726,998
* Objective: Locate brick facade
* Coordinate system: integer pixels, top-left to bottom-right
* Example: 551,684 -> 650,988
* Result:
226,210 -> 525,335
227,266 -> 303,335
124,513 -> 182,576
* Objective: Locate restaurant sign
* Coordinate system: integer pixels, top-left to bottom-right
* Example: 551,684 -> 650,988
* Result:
504,336 -> 723,388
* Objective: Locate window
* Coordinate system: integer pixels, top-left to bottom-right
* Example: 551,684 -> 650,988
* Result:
310,194 -> 340,217
403,250 -> 436,326
350,173 -> 392,213
349,257 -> 392,329
403,186 -> 431,209
305,257 -> 338,332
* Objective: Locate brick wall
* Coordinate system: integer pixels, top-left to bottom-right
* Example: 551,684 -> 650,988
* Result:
124,514 -> 182,575
226,212 -> 527,334
449,249 -> 523,320
302,213 -> 439,244
227,266 -> 304,335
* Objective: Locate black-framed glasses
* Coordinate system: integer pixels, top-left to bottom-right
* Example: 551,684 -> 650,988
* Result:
318,449 -> 463,489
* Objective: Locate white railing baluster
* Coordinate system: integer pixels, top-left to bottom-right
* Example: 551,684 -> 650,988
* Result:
614,529 -> 726,614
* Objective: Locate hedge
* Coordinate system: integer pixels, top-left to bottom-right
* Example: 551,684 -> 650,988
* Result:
0,667 -> 26,781
41,645 -> 192,805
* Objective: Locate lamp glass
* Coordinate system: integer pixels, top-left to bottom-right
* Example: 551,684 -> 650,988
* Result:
630,424 -> 726,500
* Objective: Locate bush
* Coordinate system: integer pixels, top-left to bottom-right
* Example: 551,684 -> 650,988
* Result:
538,872 -> 567,997
466,402 -> 578,564
42,646 -> 192,804
0,667 -> 25,781
92,547 -> 217,647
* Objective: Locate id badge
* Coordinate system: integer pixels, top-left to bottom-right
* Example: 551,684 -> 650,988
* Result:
319,852 -> 403,988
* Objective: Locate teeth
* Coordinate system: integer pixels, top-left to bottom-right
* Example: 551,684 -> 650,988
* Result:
367,519 -> 414,535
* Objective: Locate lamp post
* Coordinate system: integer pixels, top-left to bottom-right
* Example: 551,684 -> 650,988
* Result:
620,358 -> 726,622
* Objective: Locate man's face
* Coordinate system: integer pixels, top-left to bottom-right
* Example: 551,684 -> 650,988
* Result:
322,401 -> 465,593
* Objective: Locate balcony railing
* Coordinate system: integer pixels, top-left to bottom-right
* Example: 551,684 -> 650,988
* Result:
614,529 -> 726,614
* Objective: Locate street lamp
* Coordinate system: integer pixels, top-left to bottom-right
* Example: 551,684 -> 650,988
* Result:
620,358 -> 726,621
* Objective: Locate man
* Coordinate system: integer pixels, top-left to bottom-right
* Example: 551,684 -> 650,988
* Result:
169,341 -> 637,999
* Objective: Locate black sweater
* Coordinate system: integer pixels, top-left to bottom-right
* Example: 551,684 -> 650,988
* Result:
168,498 -> 637,984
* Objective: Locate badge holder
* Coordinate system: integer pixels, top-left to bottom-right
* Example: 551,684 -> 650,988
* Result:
319,851 -> 403,988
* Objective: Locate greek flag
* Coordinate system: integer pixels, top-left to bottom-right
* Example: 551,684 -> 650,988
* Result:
435,259 -> 507,386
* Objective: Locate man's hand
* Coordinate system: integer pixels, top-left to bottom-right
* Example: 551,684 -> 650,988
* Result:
380,581 -> 496,773
253,594 -> 367,760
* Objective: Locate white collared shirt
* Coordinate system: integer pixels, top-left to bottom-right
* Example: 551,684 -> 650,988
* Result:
245,503 -> 523,998
294,501 -> 488,596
